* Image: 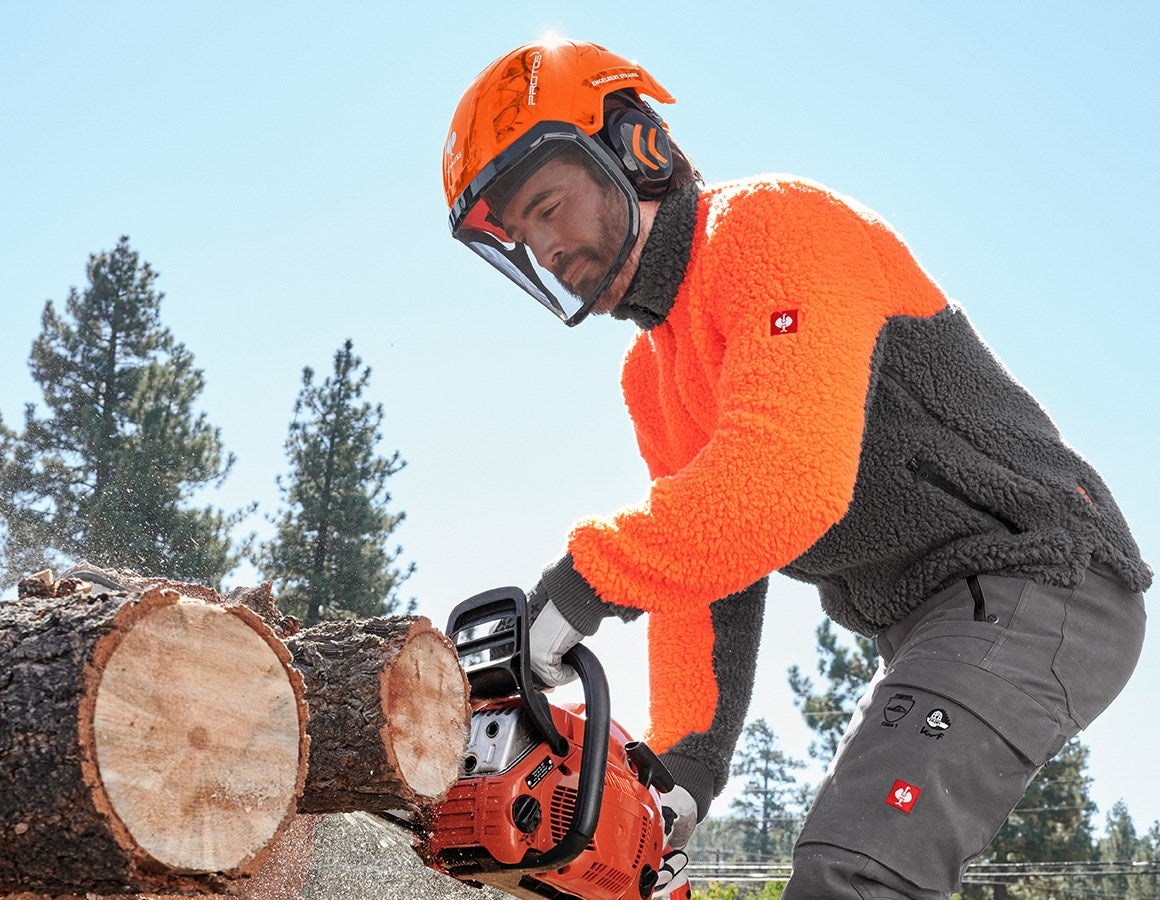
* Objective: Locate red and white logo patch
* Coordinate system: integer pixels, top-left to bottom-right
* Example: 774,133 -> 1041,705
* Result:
770,309 -> 799,335
886,779 -> 921,814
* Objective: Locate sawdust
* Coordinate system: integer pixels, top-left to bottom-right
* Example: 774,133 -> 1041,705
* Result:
298,813 -> 503,900
0,814 -> 509,900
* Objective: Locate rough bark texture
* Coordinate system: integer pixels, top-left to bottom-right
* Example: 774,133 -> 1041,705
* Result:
0,580 -> 309,895
57,564 -> 300,639
286,617 -> 469,815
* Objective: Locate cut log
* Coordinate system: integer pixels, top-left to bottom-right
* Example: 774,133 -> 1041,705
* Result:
0,585 -> 309,895
286,617 -> 469,814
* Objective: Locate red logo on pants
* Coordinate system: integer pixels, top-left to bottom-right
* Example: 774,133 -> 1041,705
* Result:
886,779 -> 921,814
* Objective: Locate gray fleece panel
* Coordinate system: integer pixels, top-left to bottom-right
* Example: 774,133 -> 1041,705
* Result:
783,306 -> 1152,635
660,576 -> 768,819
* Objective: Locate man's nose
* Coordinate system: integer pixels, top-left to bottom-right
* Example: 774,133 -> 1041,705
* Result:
526,227 -> 565,270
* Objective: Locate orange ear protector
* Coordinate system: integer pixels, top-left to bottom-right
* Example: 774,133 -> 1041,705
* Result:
601,105 -> 674,199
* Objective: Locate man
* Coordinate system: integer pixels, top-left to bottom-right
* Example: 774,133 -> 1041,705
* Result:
442,38 -> 1150,898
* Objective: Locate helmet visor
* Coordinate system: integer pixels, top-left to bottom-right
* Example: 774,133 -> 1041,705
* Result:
450,130 -> 638,326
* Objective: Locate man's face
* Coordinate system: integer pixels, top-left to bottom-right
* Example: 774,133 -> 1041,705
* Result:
497,156 -> 630,300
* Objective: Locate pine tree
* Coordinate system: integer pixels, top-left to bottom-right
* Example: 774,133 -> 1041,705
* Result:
0,414 -> 50,587
974,738 -> 1097,899
786,619 -> 878,765
1096,799 -> 1141,899
6,237 -> 242,587
729,718 -> 806,862
1136,820 -> 1160,900
260,339 -> 414,625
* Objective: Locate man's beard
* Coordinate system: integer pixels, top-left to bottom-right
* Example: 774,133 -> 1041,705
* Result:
554,246 -> 609,298
553,196 -> 627,299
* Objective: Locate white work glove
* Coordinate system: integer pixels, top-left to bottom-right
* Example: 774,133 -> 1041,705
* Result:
653,784 -> 698,898
528,599 -> 584,687
652,849 -> 690,898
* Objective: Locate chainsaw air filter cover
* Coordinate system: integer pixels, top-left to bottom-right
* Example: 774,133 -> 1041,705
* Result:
428,698 -> 666,900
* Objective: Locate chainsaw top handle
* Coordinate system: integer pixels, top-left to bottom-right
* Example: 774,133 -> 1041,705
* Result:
445,587 -> 611,874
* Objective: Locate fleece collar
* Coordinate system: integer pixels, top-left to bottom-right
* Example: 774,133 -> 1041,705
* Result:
611,182 -> 700,330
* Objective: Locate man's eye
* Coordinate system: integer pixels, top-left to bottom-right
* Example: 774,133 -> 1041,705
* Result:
541,202 -> 560,219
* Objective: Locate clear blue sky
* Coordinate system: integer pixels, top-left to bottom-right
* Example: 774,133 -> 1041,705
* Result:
3,2 -> 1158,831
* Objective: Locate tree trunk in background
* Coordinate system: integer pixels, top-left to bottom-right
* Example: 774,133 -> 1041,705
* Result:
0,576 -> 308,895
287,616 -> 470,814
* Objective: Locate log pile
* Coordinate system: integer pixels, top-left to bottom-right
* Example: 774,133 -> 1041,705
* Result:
0,568 -> 471,898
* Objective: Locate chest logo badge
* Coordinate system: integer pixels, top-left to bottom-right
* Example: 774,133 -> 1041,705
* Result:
770,310 -> 799,335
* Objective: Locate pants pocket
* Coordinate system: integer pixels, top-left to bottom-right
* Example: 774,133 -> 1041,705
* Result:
793,678 -> 1041,893
1050,573 -> 1146,729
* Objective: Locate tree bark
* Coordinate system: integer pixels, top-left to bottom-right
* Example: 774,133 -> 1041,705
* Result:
0,581 -> 309,895
286,617 -> 469,814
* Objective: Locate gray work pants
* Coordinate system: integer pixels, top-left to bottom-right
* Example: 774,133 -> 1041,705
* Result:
782,566 -> 1146,899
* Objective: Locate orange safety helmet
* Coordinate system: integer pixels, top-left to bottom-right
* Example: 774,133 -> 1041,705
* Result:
443,39 -> 677,325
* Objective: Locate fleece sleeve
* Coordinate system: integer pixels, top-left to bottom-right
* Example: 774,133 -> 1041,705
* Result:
567,182 -> 947,750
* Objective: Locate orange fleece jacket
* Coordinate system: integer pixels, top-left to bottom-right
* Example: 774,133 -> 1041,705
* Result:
566,177 -> 947,751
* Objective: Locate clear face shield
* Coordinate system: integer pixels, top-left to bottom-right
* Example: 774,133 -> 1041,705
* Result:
449,127 -> 640,326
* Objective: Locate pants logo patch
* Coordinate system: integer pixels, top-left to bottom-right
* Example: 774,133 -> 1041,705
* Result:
881,692 -> 915,727
921,708 -> 951,739
886,779 -> 921,814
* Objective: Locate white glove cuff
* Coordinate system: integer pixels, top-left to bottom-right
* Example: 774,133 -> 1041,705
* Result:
660,784 -> 699,850
528,599 -> 584,686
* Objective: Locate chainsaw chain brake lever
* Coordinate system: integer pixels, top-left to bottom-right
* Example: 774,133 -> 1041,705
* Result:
445,587 -> 568,757
445,587 -> 612,873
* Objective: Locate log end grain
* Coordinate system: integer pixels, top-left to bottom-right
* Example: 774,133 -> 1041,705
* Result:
78,589 -> 309,877
381,626 -> 470,801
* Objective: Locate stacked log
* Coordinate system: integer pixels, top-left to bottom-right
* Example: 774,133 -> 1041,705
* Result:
287,617 -> 470,814
0,568 -> 473,898
0,576 -> 309,894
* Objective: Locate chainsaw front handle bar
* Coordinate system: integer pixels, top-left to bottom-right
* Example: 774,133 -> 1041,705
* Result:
445,587 -> 568,756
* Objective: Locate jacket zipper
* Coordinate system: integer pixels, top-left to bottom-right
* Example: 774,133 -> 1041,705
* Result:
907,457 -> 1022,535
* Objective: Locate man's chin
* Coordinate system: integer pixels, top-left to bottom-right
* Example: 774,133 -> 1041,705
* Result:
591,267 -> 635,315
590,285 -> 623,316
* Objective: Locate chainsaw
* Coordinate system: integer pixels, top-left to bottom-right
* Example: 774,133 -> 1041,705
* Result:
423,587 -> 686,900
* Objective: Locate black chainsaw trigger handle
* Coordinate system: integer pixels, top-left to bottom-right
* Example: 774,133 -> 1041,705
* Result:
625,740 -> 675,793
444,587 -> 567,757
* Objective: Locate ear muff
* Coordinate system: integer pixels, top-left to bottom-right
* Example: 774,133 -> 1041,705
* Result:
602,107 -> 674,199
